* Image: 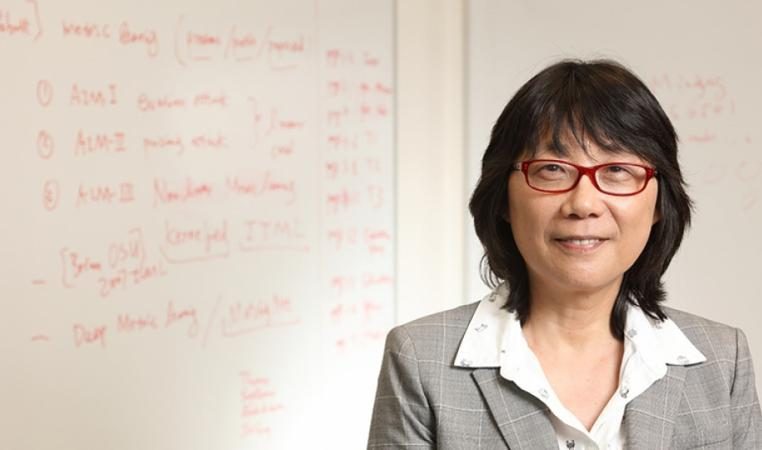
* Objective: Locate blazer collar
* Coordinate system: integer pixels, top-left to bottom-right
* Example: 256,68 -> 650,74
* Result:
472,368 -> 558,450
454,283 -> 705,370
460,284 -> 700,449
472,365 -> 689,450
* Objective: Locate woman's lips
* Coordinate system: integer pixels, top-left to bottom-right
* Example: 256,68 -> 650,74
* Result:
554,237 -> 607,252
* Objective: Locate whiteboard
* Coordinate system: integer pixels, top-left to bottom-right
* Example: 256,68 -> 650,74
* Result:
466,0 -> 762,395
0,1 -> 394,449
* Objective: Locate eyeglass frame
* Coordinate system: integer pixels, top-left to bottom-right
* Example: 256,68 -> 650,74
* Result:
511,159 -> 659,196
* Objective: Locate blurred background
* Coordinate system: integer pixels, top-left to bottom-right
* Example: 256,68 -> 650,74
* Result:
1,1 -> 759,449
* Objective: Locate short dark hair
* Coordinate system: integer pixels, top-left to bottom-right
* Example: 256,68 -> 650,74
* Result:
468,59 -> 693,339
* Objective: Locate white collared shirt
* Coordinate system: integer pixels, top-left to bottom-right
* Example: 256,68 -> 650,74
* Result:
454,284 -> 706,450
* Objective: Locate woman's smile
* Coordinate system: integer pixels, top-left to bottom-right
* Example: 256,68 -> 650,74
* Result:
553,236 -> 608,253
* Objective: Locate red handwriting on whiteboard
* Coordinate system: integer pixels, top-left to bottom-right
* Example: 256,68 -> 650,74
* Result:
226,173 -> 298,205
358,81 -> 393,96
364,228 -> 391,254
325,157 -> 383,180
76,181 -> 135,207
138,92 -> 227,112
116,312 -> 159,333
178,23 -> 308,69
165,301 -> 199,337
326,133 -> 358,151
153,177 -> 214,205
362,273 -> 394,288
193,92 -> 227,108
224,25 -> 259,62
143,132 -> 228,156
190,132 -> 228,150
325,48 -> 354,67
648,74 -> 735,122
98,260 -> 167,298
359,101 -> 389,120
325,184 -> 386,214
239,373 -> 284,438
173,15 -> 220,65
329,299 -> 384,323
267,31 -> 306,70
330,275 -> 356,296
239,218 -> 308,253
100,229 -> 166,298
326,227 -> 358,251
160,219 -> 230,263
0,1 -> 42,40
70,82 -> 118,107
60,248 -> 103,285
220,295 -> 300,338
326,79 -> 350,97
187,29 -> 222,60
118,21 -> 159,57
60,18 -> 158,56
74,130 -> 127,156
62,19 -> 111,39
269,141 -> 295,159
37,129 -> 55,158
246,99 -> 307,152
108,228 -> 146,268
144,135 -> 185,155
73,323 -> 107,348
60,228 -> 167,297
329,273 -> 393,295
37,79 -> 54,106
137,93 -> 186,111
363,51 -> 381,67
326,106 -> 350,127
334,329 -> 386,352
114,301 -> 200,339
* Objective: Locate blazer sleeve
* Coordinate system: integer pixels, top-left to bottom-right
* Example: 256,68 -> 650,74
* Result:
730,328 -> 762,448
367,325 -> 435,449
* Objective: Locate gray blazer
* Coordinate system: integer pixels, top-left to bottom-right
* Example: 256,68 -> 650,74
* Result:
367,302 -> 762,449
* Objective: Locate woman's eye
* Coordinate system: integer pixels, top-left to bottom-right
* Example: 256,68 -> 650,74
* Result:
605,165 -> 632,175
540,164 -> 564,172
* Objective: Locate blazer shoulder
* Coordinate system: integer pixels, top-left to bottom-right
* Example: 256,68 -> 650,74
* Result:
663,306 -> 742,361
383,301 -> 480,362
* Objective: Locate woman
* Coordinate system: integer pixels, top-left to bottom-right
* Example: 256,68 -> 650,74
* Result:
367,60 -> 761,449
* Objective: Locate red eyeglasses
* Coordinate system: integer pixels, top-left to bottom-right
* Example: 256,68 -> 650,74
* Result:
513,159 -> 658,196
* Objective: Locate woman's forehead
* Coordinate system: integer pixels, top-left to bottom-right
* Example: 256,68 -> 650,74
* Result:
524,130 -> 646,163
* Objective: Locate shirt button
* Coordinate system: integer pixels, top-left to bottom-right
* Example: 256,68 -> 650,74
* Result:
538,388 -> 549,399
677,355 -> 689,364
620,385 -> 630,398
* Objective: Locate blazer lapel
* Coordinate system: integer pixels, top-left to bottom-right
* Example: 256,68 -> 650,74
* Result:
622,365 -> 688,449
472,368 -> 557,450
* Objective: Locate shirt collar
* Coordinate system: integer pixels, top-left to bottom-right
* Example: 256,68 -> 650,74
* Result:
454,283 -> 706,370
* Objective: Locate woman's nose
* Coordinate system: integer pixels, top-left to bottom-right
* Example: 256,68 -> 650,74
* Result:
560,173 -> 606,219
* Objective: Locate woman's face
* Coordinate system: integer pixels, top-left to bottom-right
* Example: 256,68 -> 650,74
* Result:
507,137 -> 660,297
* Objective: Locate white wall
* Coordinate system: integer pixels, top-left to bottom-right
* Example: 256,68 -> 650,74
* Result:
396,0 -> 468,323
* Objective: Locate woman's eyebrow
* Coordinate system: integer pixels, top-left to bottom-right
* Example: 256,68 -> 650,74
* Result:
537,141 -> 565,157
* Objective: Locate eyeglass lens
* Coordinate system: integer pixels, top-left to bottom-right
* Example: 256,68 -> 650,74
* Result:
526,161 -> 649,194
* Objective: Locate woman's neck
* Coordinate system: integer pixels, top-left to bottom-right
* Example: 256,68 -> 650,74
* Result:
522,277 -> 622,353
